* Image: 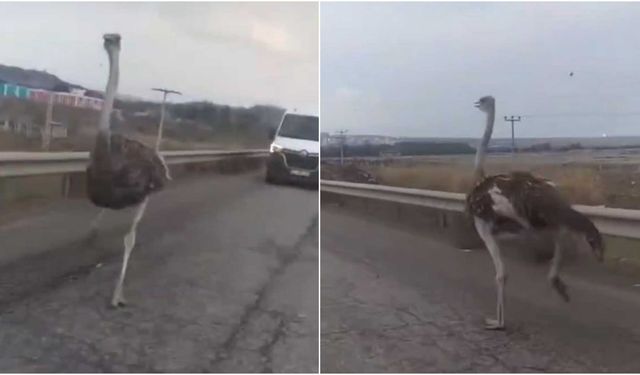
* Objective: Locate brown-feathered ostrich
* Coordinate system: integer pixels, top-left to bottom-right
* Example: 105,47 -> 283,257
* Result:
466,96 -> 604,330
87,34 -> 170,307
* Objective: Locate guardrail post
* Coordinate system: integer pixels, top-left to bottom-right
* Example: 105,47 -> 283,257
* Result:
62,174 -> 70,198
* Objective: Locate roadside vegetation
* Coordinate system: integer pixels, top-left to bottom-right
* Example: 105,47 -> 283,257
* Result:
323,152 -> 640,209
0,97 -> 284,152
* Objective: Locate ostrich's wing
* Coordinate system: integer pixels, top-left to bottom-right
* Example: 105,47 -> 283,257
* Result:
500,172 -> 572,228
467,172 -> 572,230
110,135 -> 166,193
505,171 -> 603,256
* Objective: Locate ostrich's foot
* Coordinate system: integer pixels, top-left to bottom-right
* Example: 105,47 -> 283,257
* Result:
110,292 -> 127,308
551,276 -> 570,302
484,318 -> 505,330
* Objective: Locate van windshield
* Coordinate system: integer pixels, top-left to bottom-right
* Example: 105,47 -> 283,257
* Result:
278,114 -> 318,141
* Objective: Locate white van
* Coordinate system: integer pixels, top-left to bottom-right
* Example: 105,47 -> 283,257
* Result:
266,113 -> 319,186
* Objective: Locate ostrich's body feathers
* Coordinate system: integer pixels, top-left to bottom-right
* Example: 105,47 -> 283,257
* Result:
87,133 -> 167,209
467,172 -> 560,232
466,171 -> 603,260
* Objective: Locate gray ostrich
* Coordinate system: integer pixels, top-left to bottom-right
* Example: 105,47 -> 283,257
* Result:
86,34 -> 170,307
466,95 -> 604,330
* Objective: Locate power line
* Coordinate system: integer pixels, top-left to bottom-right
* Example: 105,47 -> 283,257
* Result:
152,88 -> 182,96
335,129 -> 348,166
152,88 -> 182,151
504,115 -> 521,154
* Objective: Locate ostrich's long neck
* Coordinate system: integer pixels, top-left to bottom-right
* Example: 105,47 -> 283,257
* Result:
473,108 -> 495,182
98,48 -> 119,139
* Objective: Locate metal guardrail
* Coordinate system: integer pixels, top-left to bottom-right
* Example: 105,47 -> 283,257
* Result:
0,150 -> 268,178
321,179 -> 640,240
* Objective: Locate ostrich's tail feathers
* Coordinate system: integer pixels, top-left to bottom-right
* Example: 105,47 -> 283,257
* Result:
560,207 -> 604,262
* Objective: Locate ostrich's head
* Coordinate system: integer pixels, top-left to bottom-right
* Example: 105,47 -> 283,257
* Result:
474,96 -> 495,114
103,33 -> 121,54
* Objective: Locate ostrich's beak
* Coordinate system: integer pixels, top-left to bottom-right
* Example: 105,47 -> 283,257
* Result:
103,33 -> 121,49
474,101 -> 480,108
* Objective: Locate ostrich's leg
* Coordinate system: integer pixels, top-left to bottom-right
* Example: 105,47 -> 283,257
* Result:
158,153 -> 172,181
474,218 -> 506,330
111,197 -> 148,307
549,231 -> 570,302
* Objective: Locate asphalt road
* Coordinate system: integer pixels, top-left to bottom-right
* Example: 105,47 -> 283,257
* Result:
321,204 -> 640,373
0,170 -> 318,372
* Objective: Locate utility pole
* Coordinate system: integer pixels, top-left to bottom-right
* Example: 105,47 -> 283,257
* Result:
504,115 -> 521,154
42,94 -> 54,151
335,129 -> 348,166
152,88 -> 182,150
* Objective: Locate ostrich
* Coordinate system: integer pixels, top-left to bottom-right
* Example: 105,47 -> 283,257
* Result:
87,34 -> 170,307
466,95 -> 604,330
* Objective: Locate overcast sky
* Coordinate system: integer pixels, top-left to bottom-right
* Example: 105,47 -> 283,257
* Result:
322,2 -> 640,138
0,2 -> 318,114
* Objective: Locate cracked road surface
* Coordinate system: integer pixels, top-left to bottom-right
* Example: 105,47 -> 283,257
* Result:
321,205 -> 640,372
0,171 -> 318,372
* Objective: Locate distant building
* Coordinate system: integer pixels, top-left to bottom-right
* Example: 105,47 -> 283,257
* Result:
321,133 -> 397,146
30,89 -> 51,103
70,88 -> 86,96
54,92 -> 77,106
346,135 -> 396,146
1,82 -> 103,110
1,83 -> 30,99
321,134 -> 343,146
320,132 -> 330,145
75,95 -> 103,110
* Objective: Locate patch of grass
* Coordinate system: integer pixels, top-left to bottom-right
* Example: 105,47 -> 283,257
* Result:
374,165 -> 474,193
528,166 -> 605,206
371,162 -> 606,206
